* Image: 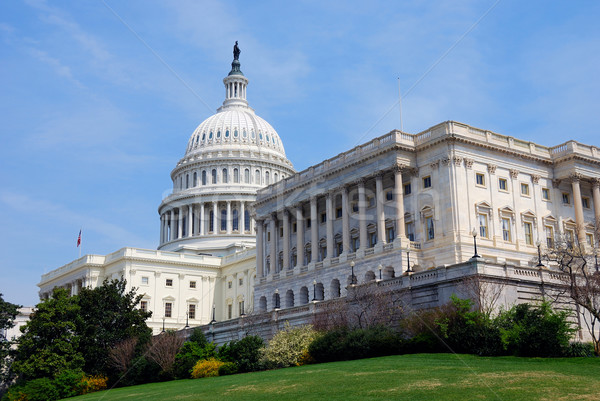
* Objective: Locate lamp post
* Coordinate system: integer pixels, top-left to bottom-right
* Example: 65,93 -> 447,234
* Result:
184,311 -> 190,330
405,249 -> 412,273
161,317 -> 165,333
312,280 -> 317,302
210,303 -> 216,324
471,228 -> 481,259
275,289 -> 280,310
536,240 -> 544,267
378,264 -> 383,281
350,261 -> 357,285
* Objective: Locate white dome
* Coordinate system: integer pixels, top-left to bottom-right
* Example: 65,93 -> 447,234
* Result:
185,107 -> 287,158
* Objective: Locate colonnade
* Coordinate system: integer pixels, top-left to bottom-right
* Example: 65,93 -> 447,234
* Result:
256,166 -> 408,277
571,175 -> 600,245
160,200 -> 253,244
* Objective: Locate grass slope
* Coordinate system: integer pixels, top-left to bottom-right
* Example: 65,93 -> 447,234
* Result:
70,354 -> 600,401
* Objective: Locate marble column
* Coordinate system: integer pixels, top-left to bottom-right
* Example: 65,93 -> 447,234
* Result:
394,165 -> 406,239
358,179 -> 367,250
240,201 -> 245,233
375,172 -> 386,244
326,192 -> 334,258
593,178 -> 600,236
296,206 -> 304,267
270,215 -> 277,273
256,220 -> 264,277
177,207 -> 183,239
168,210 -> 173,241
571,174 -> 586,245
212,202 -> 218,234
160,214 -> 165,244
187,205 -> 193,238
310,196 -> 318,262
283,210 -> 290,270
200,203 -> 205,235
342,187 -> 350,254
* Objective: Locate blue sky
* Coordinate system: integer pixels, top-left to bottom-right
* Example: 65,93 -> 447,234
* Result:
1,0 -> 599,306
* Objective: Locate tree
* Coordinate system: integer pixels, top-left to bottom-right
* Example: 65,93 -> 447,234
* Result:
76,279 -> 152,375
0,293 -> 20,393
146,331 -> 185,378
12,288 -> 84,381
545,230 -> 600,355
458,275 -> 506,319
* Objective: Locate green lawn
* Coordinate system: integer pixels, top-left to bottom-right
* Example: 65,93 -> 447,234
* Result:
70,354 -> 600,401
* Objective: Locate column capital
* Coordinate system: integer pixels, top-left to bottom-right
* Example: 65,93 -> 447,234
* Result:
531,174 -> 541,184
392,163 -> 405,173
552,178 -> 561,188
487,164 -> 497,174
569,173 -> 583,183
283,209 -> 290,217
270,212 -> 278,221
592,177 -> 600,189
310,195 -> 318,203
441,157 -> 451,166
509,169 -> 519,179
375,171 -> 385,180
354,177 -> 366,187
452,156 -> 463,167
463,158 -> 474,169
430,159 -> 440,169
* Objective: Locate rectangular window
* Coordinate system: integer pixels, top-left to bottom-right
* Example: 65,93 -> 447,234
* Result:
499,178 -> 508,192
189,281 -> 196,289
320,213 -> 327,223
306,219 -> 311,228
562,193 -> 570,204
165,279 -> 173,287
542,188 -> 550,201
239,278 -> 243,286
521,183 -> 530,196
385,191 -> 393,201
502,218 -> 511,242
425,216 -> 435,240
351,202 -> 359,213
545,225 -> 554,248
140,301 -> 148,313
239,301 -> 245,316
165,302 -> 172,318
386,227 -> 395,243
583,197 -> 590,209
587,233 -> 594,247
367,196 -> 375,207
566,229 -> 575,247
188,304 -> 196,320
478,214 -> 489,238
423,176 -> 432,189
228,304 -> 233,320
369,232 -> 377,247
524,222 -> 533,245
406,222 -> 415,241
404,183 -> 412,195
476,173 -> 485,186
141,276 -> 149,285
336,207 -> 342,218
351,237 -> 360,252
228,281 -> 232,289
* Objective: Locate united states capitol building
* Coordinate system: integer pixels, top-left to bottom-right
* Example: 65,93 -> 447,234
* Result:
39,46 -> 600,338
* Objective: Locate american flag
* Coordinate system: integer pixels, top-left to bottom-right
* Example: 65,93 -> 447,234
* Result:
77,230 -> 81,247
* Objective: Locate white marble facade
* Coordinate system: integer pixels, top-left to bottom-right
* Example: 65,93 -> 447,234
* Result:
252,121 -> 600,312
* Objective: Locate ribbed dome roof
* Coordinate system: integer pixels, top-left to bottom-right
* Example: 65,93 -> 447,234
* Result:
185,107 -> 287,157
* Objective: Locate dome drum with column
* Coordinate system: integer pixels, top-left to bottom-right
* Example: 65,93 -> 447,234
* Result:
158,48 -> 295,255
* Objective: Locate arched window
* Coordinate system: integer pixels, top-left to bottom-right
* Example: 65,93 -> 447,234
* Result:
255,170 -> 261,185
274,172 -> 278,182
285,290 -> 294,308
315,283 -> 324,301
212,169 -> 217,184
259,296 -> 267,312
209,211 -> 214,232
244,210 -> 250,232
221,209 -> 227,231
244,168 -> 250,183
299,287 -> 309,305
202,170 -> 207,185
233,168 -> 239,183
193,172 -> 197,187
222,168 -> 228,184
330,279 -> 341,298
232,209 -> 239,231
265,171 -> 270,185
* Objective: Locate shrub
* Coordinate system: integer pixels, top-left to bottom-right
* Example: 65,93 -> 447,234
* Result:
217,362 -> 238,376
217,336 -> 264,373
173,341 -> 217,379
79,374 -> 108,394
189,328 -> 209,348
566,342 -> 596,357
261,324 -> 319,368
4,378 -> 59,401
496,302 -> 576,357
191,358 -> 224,379
117,355 -> 161,386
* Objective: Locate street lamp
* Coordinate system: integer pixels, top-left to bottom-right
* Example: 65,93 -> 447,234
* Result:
161,317 -> 165,333
350,261 -> 357,285
536,240 -> 544,267
312,280 -> 317,302
210,303 -> 216,324
378,264 -> 383,281
405,249 -> 412,273
471,228 -> 481,259
275,289 -> 280,310
184,311 -> 190,330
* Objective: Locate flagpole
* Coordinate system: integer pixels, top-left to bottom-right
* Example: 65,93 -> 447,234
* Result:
397,77 -> 403,132
78,228 -> 82,258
